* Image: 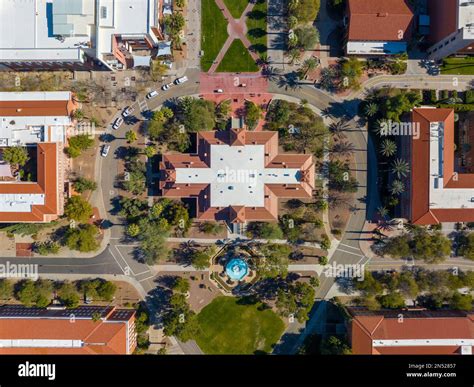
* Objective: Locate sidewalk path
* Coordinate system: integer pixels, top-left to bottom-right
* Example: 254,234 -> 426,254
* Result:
208,0 -> 260,73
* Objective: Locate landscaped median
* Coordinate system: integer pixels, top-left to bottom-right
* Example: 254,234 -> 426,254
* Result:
441,57 -> 474,75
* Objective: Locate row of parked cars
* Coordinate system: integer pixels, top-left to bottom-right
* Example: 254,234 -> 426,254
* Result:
102,76 -> 190,157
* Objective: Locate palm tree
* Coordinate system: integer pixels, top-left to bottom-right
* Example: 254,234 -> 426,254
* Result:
329,119 -> 350,139
380,139 -> 397,157
373,119 -> 388,137
288,48 -> 301,65
301,57 -> 319,77
377,206 -> 389,219
391,158 -> 410,179
390,180 -> 405,195
331,141 -> 355,157
364,102 -> 378,117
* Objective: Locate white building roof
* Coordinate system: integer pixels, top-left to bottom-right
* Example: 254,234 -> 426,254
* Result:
175,145 -> 300,207
0,0 -> 93,62
346,41 -> 407,55
429,120 -> 474,210
0,91 -> 72,102
459,0 -> 474,39
0,193 -> 45,213
96,0 -> 156,56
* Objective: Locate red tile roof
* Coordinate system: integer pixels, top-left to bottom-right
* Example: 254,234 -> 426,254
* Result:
410,108 -> 474,225
349,308 -> 474,355
347,0 -> 414,42
0,143 -> 60,223
0,306 -> 136,355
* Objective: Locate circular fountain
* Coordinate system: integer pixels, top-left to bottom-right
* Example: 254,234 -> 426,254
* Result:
225,258 -> 249,281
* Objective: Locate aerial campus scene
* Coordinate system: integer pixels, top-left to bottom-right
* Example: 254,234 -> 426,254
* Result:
1,0 -> 474,383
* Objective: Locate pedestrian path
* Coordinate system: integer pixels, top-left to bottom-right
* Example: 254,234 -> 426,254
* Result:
208,0 -> 260,73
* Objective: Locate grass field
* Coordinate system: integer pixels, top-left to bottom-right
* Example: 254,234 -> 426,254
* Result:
201,0 -> 229,72
246,0 -> 267,57
194,296 -> 285,354
216,39 -> 259,72
441,57 -> 474,75
223,0 -> 249,18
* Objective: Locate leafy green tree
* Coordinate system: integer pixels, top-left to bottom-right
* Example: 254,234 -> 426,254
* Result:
199,222 -> 224,235
173,277 -> 190,294
257,244 -> 291,279
68,134 -> 94,156
57,281 -> 80,308
383,234 -> 410,258
16,280 -> 37,306
65,146 -> 81,158
411,229 -> 451,263
3,146 -> 28,167
125,130 -> 138,144
97,281 -> 117,301
320,336 -> 351,355
460,233 -> 474,260
290,0 -> 320,23
356,271 -> 383,296
179,97 -> 216,132
276,282 -> 315,323
64,195 -> 93,222
65,224 -> 99,252
73,177 -> 97,193
34,241 -> 60,255
294,26 -> 319,50
137,218 -> 170,264
450,292 -> 472,311
127,223 -> 140,237
244,101 -> 262,130
119,197 -> 148,221
377,292 -> 406,309
144,146 -> 157,158
340,58 -> 363,90
247,222 -> 283,240
0,279 -> 13,300
190,250 -> 211,270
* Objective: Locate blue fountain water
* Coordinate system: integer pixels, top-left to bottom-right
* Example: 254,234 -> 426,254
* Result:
225,258 -> 249,281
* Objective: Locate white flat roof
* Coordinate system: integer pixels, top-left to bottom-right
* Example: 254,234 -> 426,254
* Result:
347,41 -> 407,55
175,145 -> 300,208
0,339 -> 82,348
0,0 -> 92,62
459,0 -> 474,39
0,193 -> 45,212
429,121 -> 474,209
0,91 -> 71,101
96,0 -> 156,55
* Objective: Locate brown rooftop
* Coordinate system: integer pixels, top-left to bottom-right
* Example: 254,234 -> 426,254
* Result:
347,0 -> 414,42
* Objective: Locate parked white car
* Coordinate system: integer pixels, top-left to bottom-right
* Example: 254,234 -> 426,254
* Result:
146,90 -> 159,99
174,76 -> 188,85
112,117 -> 123,130
161,83 -> 173,91
122,106 -> 133,117
101,144 -> 111,157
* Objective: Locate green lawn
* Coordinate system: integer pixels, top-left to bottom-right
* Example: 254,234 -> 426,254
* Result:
216,39 -> 259,72
194,296 -> 285,354
441,57 -> 474,75
201,0 -> 229,72
223,0 -> 249,18
246,0 -> 267,57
